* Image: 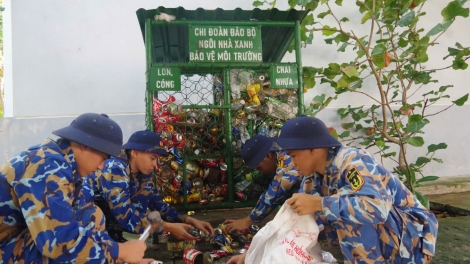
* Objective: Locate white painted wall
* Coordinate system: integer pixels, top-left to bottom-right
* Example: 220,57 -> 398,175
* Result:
1,0 -> 469,177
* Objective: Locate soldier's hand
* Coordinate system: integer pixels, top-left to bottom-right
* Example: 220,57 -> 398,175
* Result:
185,217 -> 215,237
118,240 -> 147,264
164,222 -> 198,240
286,193 -> 322,215
223,216 -> 253,233
226,252 -> 247,264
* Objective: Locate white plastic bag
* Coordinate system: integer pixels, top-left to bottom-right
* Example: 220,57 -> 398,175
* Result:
245,203 -> 327,264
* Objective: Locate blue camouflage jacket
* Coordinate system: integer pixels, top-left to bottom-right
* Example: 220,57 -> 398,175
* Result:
0,139 -> 119,263
299,146 -> 438,258
85,157 -> 184,234
249,151 -> 301,223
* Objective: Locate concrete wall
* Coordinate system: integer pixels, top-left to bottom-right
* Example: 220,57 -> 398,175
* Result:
1,0 -> 469,177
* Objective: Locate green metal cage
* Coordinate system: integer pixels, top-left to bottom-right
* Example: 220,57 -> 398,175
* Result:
136,6 -> 308,210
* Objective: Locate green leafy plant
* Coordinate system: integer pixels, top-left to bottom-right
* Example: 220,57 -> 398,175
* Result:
256,0 -> 469,208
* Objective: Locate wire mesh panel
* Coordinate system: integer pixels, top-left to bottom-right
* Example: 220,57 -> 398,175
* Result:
151,68 -> 299,209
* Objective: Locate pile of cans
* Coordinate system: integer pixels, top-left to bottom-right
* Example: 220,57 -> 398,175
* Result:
152,70 -> 299,205
155,151 -> 268,205
162,224 -> 260,264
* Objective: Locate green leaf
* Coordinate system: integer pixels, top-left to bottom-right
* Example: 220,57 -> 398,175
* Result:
453,93 -> 469,106
376,140 -> 385,147
338,42 -> 348,52
351,113 -> 361,121
408,114 -> 422,123
383,152 -> 397,158
415,191 -> 430,209
350,80 -> 363,89
445,47 -> 461,59
335,0 -> 343,6
342,66 -> 359,77
303,75 -> 316,88
416,176 -> 440,184
310,94 -> 326,106
415,157 -> 431,166
371,44 -> 387,68
398,11 -> 415,27
452,58 -> 469,70
413,71 -> 433,84
334,33 -> 349,43
339,131 -> 350,138
337,75 -> 360,88
305,0 -> 320,10
322,25 -> 337,36
406,118 -> 429,133
341,122 -> 355,129
318,10 -> 331,19
404,136 -> 425,147
406,115 -> 429,133
442,0 -> 470,21
427,143 -> 447,154
361,11 -> 371,24
320,78 -> 337,88
439,85 -> 453,92
426,20 -> 453,37
340,17 -> 349,22
287,0 -> 297,8
416,49 -> 429,63
432,158 -> 444,163
404,168 -> 416,184
300,28 -> 309,41
301,14 -> 315,26
253,0 -> 264,7
325,38 -> 334,44
398,38 -> 408,48
306,31 -> 314,44
323,63 -> 341,79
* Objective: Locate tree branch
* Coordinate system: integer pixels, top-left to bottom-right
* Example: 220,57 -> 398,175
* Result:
349,89 -> 382,105
423,104 -> 454,118
366,0 -> 376,52
326,2 -> 343,32
426,56 -> 470,71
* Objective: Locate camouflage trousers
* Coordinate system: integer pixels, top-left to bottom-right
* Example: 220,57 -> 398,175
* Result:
317,214 -> 433,263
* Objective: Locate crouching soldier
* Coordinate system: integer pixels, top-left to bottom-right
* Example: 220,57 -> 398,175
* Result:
0,113 -> 149,263
89,130 -> 214,242
279,116 -> 438,263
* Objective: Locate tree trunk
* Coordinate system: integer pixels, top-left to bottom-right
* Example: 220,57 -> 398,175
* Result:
398,143 -> 414,190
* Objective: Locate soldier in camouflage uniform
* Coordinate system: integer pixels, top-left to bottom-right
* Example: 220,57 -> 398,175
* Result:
0,113 -> 149,263
278,116 -> 438,263
224,135 -> 301,233
88,130 -> 214,242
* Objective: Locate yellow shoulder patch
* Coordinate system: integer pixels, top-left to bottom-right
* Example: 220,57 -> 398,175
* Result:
277,153 -> 285,168
346,166 -> 364,191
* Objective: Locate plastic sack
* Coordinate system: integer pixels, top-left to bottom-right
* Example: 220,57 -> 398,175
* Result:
245,203 -> 328,264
